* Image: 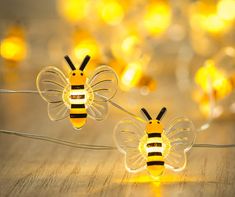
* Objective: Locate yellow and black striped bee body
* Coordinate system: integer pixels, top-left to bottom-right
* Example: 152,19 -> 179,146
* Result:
114,106 -> 195,179
141,107 -> 167,177
37,54 -> 118,130
65,55 -> 90,130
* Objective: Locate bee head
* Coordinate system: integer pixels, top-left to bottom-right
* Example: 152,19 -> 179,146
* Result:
141,107 -> 167,134
64,55 -> 90,84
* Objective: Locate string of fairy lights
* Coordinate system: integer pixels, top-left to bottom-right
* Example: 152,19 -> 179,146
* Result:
0,53 -> 234,180
0,0 -> 235,180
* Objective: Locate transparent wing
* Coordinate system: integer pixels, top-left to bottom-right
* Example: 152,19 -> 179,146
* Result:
36,66 -> 70,121
86,92 -> 108,121
163,117 -> 196,171
113,119 -> 146,173
87,65 -> 118,101
85,65 -> 118,120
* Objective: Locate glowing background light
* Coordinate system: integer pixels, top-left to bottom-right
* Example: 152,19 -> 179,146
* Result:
217,0 -> 235,21
57,0 -> 89,23
98,0 -> 124,25
121,35 -> 140,57
190,1 -> 234,34
121,62 -> 143,90
73,39 -> 100,61
195,60 -> 232,100
1,25 -> 27,62
143,0 -> 171,35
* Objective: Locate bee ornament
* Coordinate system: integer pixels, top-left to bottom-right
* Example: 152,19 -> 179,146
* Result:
114,107 -> 196,179
37,55 -> 118,130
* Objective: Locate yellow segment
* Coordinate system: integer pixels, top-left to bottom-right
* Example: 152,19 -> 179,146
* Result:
70,118 -> 86,130
147,165 -> 165,178
70,108 -> 87,130
147,154 -> 165,178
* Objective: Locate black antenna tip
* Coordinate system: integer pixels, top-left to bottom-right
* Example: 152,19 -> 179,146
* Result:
141,108 -> 152,120
79,55 -> 91,71
64,55 -> 76,71
156,107 -> 167,121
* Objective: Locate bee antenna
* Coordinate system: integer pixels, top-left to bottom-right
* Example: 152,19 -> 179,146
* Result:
156,107 -> 167,121
64,55 -> 76,71
79,55 -> 91,71
141,108 -> 152,120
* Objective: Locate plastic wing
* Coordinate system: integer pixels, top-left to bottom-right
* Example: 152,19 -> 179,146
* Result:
36,66 -> 70,121
113,119 -> 146,173
163,117 -> 196,171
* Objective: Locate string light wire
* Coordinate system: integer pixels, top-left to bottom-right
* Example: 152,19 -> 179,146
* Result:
0,129 -> 115,150
1,129 -> 235,150
1,89 -> 235,150
0,89 -> 146,122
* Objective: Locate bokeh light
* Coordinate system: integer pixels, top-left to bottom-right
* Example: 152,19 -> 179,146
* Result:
1,25 -> 27,63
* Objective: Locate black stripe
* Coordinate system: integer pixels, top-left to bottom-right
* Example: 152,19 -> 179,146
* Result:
148,133 -> 161,138
147,161 -> 164,166
71,85 -> 84,89
71,104 -> 85,108
148,152 -> 162,157
70,114 -> 87,118
147,143 -> 162,147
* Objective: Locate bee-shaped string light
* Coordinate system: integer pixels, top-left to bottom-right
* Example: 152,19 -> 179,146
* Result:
114,107 -> 196,179
36,55 -> 118,130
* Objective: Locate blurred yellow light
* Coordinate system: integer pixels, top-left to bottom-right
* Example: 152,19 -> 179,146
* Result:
1,36 -> 27,62
217,0 -> 235,21
99,0 -> 124,25
121,35 -> 139,55
190,1 -> 232,34
57,0 -> 88,23
201,14 -> 227,33
195,60 -> 232,100
143,1 -> 171,35
200,100 -> 214,117
73,39 -> 99,61
121,62 -> 143,89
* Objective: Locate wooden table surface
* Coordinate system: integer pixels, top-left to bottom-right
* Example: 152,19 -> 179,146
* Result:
0,71 -> 235,197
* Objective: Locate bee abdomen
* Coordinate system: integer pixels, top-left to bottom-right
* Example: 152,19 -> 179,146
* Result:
69,83 -> 87,129
146,132 -> 165,177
